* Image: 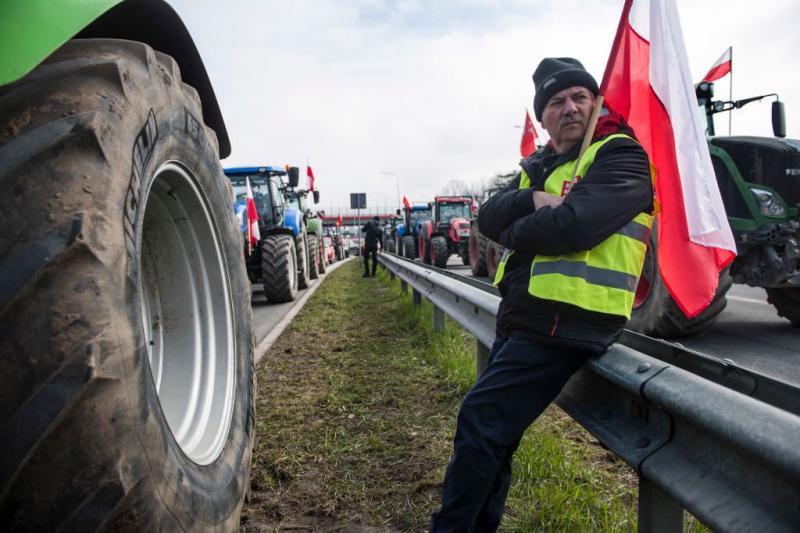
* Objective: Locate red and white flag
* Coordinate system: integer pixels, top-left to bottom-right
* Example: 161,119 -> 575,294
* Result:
307,165 -> 316,191
520,109 -> 538,158
601,0 -> 736,318
245,177 -> 261,254
702,46 -> 732,83
337,214 -> 344,227
402,195 -> 411,211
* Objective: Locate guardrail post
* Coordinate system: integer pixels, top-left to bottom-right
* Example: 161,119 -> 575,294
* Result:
638,476 -> 683,533
400,280 -> 408,294
433,305 -> 445,332
390,271 -> 395,281
476,340 -> 490,375
413,288 -> 422,306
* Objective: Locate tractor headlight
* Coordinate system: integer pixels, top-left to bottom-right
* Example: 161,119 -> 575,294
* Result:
750,188 -> 786,217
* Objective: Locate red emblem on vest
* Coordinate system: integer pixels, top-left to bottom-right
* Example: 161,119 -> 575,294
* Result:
560,175 -> 582,197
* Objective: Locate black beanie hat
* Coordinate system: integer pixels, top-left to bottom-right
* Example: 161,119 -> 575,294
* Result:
532,57 -> 599,121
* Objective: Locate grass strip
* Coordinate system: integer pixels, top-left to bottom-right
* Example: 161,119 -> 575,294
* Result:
243,260 -> 706,532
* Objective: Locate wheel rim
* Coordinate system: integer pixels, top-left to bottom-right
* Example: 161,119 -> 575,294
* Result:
139,162 -> 235,465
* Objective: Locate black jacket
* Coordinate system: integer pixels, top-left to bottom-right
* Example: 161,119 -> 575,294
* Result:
478,121 -> 653,353
362,221 -> 382,248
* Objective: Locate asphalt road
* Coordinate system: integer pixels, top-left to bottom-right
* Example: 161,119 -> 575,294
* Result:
446,256 -> 800,386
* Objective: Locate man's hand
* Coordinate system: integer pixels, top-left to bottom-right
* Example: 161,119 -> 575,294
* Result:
533,191 -> 564,210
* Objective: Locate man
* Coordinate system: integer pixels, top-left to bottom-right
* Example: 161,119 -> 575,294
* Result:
430,57 -> 654,531
361,215 -> 382,277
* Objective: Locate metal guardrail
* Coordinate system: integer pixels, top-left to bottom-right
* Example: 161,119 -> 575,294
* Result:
378,252 -> 800,533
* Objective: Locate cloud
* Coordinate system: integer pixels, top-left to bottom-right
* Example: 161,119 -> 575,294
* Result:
170,0 -> 800,213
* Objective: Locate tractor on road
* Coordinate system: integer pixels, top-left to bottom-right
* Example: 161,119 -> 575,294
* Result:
396,204 -> 432,260
283,186 -> 326,279
0,1 -> 253,529
418,196 -> 473,268
629,81 -> 800,336
227,166 -> 306,302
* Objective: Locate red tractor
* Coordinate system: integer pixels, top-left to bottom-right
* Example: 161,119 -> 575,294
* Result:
418,196 -> 473,268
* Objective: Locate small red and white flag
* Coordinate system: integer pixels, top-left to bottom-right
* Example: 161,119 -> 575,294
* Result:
601,0 -> 736,318
702,46 -> 732,83
307,165 -> 316,191
245,177 -> 261,254
402,195 -> 411,211
470,194 -> 479,213
337,214 -> 344,226
520,109 -> 538,158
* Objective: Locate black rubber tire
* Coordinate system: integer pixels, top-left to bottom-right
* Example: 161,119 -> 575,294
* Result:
420,234 -> 432,264
431,236 -> 449,268
317,236 -> 327,274
460,247 -> 470,266
262,234 -> 298,303
486,240 -> 504,279
469,223 -> 488,276
0,39 -> 254,531
386,238 -> 396,254
628,223 -> 733,337
308,235 -> 320,279
296,233 -> 310,289
766,287 -> 800,326
402,235 -> 416,259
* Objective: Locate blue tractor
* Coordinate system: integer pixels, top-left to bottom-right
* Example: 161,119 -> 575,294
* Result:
396,204 -> 433,260
226,165 -> 306,302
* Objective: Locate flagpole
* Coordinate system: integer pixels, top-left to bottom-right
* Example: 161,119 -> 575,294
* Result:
573,95 -> 605,179
728,46 -> 733,135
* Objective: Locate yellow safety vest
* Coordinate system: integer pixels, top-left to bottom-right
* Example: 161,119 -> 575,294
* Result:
494,134 -> 653,318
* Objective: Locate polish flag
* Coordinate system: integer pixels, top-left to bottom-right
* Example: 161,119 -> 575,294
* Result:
520,109 -> 538,158
702,46 -> 732,83
601,0 -> 736,318
245,177 -> 261,254
402,195 -> 411,211
337,214 -> 344,226
307,166 -> 316,191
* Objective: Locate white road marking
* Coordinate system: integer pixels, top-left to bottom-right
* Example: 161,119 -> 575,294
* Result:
727,295 -> 770,306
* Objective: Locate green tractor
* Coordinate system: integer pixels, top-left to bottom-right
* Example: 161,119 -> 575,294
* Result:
629,81 -> 800,336
0,1 -> 254,529
284,186 -> 326,280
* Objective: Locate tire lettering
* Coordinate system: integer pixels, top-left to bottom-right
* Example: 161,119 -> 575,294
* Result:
124,110 -> 159,276
184,107 -> 207,148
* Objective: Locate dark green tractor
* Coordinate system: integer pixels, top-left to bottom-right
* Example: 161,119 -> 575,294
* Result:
630,82 -> 800,336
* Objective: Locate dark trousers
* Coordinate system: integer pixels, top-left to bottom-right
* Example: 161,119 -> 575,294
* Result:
430,335 -> 593,532
363,246 -> 378,275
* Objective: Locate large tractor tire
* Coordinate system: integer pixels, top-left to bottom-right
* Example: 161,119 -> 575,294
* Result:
431,236 -> 449,268
469,224 -> 488,276
317,237 -> 327,274
766,288 -> 800,326
420,234 -> 432,264
386,238 -> 396,254
296,233 -> 310,289
402,235 -> 416,259
262,234 -> 299,302
486,240 -> 504,279
0,39 -> 254,531
308,235 -> 320,279
628,225 -> 732,337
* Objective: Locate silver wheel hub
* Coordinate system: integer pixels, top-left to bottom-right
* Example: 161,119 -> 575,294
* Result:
138,162 -> 235,465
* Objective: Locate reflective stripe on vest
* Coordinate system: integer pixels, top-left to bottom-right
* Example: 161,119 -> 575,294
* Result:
494,133 -> 654,318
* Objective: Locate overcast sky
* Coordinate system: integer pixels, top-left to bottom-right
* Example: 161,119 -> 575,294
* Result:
169,0 -> 800,214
